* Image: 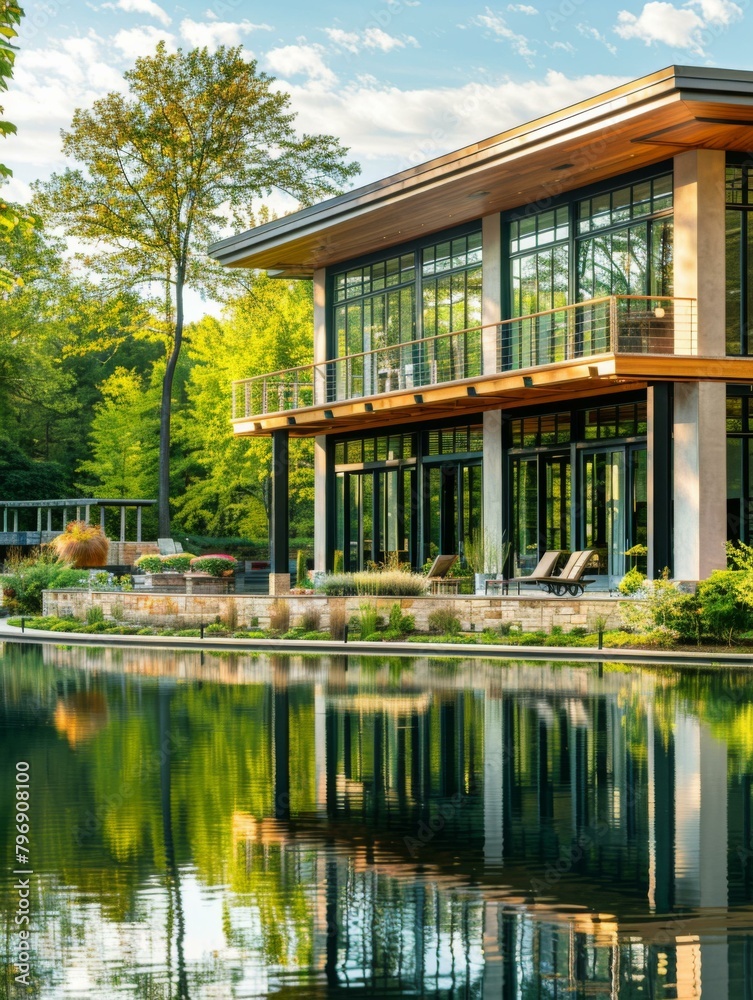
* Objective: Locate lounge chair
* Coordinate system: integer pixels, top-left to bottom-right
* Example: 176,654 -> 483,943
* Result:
426,554 -> 459,594
537,549 -> 596,596
505,550 -> 563,594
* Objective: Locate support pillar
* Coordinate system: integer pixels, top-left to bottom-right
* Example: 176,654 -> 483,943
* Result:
314,435 -> 328,574
13,510 -> 18,533
270,429 -> 290,594
672,150 -> 727,580
481,213 -> 506,571
36,508 -> 42,532
47,509 -> 52,532
673,382 -> 727,579
136,506 -> 142,543
119,506 -> 126,542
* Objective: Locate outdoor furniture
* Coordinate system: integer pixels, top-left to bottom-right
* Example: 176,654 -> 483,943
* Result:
506,550 -> 563,594
484,574 -> 508,595
536,549 -> 597,596
426,554 -> 459,594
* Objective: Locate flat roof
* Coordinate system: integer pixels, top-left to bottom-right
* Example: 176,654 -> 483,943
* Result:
209,65 -> 753,277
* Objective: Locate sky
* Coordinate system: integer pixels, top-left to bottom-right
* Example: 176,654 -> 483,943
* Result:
2,0 -> 752,315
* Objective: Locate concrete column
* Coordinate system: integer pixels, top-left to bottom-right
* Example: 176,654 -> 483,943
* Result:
13,510 -> 18,532
482,213 -> 506,572
314,435 -> 328,574
673,149 -> 726,356
36,508 -> 41,531
673,382 -> 727,579
47,509 -> 51,532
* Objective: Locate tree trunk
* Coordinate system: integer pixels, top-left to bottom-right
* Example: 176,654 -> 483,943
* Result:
158,272 -> 184,537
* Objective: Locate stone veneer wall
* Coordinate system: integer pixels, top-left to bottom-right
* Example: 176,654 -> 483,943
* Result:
43,590 -> 626,633
106,541 -> 160,566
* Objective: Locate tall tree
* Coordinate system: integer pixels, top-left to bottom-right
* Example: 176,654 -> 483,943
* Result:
0,2 -> 24,291
35,43 -> 359,535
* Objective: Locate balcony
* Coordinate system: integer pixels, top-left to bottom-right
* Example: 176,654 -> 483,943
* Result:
230,295 -> 745,435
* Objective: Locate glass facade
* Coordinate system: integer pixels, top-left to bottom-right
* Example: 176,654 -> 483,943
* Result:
725,164 -> 753,355
727,391 -> 753,544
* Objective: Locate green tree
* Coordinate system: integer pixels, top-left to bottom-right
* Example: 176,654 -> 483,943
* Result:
0,1 -> 23,284
77,366 -> 161,535
36,42 -> 359,536
174,275 -> 315,540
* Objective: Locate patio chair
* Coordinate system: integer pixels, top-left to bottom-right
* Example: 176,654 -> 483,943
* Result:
426,554 -> 459,594
538,549 -> 597,596
505,550 -> 563,594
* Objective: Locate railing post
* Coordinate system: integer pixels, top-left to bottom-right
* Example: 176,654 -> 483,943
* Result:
100,506 -> 106,532
84,504 -> 90,525
120,506 -> 126,542
13,510 -> 18,533
47,509 -> 52,532
36,508 -> 41,532
137,506 -> 142,543
2,508 -> 6,533
609,296 -> 618,352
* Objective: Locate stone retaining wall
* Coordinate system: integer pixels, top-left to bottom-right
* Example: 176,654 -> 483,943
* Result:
43,589 -> 626,633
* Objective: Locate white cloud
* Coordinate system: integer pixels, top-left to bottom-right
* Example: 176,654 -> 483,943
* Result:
112,25 -> 176,59
548,40 -> 576,53
324,26 -> 418,54
324,28 -> 361,52
470,7 -> 536,64
265,44 -> 336,87
2,32 -> 128,180
277,70 -> 626,179
577,23 -> 618,56
507,3 -> 538,13
614,0 -> 741,54
179,18 -> 271,51
102,0 -> 172,28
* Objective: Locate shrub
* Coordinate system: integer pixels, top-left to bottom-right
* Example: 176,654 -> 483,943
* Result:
86,605 -> 105,625
269,600 -> 290,634
299,606 -> 322,632
618,566 -> 646,595
356,602 -> 381,638
161,553 -> 195,572
135,554 -> 163,574
328,603 -> 347,641
51,521 -> 109,568
189,554 -> 238,577
388,603 -> 415,636
296,549 -> 308,588
232,630 -> 267,639
205,622 -> 228,635
1,551 -> 88,614
697,570 -> 751,644
427,608 -> 461,635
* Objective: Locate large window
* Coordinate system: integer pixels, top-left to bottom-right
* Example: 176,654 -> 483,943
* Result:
727,391 -> 753,543
331,229 -> 482,368
508,170 -> 674,319
725,163 -> 753,355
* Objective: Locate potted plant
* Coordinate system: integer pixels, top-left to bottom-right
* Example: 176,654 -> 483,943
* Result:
464,528 -> 511,594
189,554 -> 239,577
51,521 -> 109,568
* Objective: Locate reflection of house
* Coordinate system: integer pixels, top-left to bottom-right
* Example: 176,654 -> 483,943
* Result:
53,692 -> 108,746
211,67 -> 753,590
229,676 -> 748,997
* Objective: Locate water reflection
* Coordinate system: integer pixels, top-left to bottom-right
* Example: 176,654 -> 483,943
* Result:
1,642 -> 752,997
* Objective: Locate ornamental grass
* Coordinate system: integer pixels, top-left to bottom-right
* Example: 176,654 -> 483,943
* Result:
318,570 -> 428,597
51,521 -> 109,568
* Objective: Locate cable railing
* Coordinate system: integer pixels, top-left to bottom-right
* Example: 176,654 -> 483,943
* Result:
232,295 -> 697,421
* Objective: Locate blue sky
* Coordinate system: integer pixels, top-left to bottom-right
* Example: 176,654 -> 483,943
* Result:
4,0 -> 752,208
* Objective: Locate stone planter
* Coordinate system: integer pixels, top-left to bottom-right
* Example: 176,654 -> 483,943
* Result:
150,572 -> 186,591
185,572 -> 234,595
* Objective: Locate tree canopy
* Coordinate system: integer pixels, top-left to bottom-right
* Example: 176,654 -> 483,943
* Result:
0,2 -> 24,291
36,42 -> 359,534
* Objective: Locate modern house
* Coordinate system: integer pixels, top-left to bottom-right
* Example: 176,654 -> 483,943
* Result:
209,66 -> 753,592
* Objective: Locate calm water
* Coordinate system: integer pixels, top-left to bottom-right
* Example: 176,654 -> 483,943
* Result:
1,644 -> 753,999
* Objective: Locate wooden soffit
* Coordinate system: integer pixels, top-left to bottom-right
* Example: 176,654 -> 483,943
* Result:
210,66 -> 753,278
232,354 -> 753,437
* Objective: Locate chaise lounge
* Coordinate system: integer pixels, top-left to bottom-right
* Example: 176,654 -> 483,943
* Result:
532,549 -> 596,596
500,549 -> 563,595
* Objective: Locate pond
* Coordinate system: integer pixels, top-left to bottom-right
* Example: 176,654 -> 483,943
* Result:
1,642 -> 752,998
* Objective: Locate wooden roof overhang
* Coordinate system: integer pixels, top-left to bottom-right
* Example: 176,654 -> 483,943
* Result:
209,66 -> 753,278
232,354 -> 753,437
